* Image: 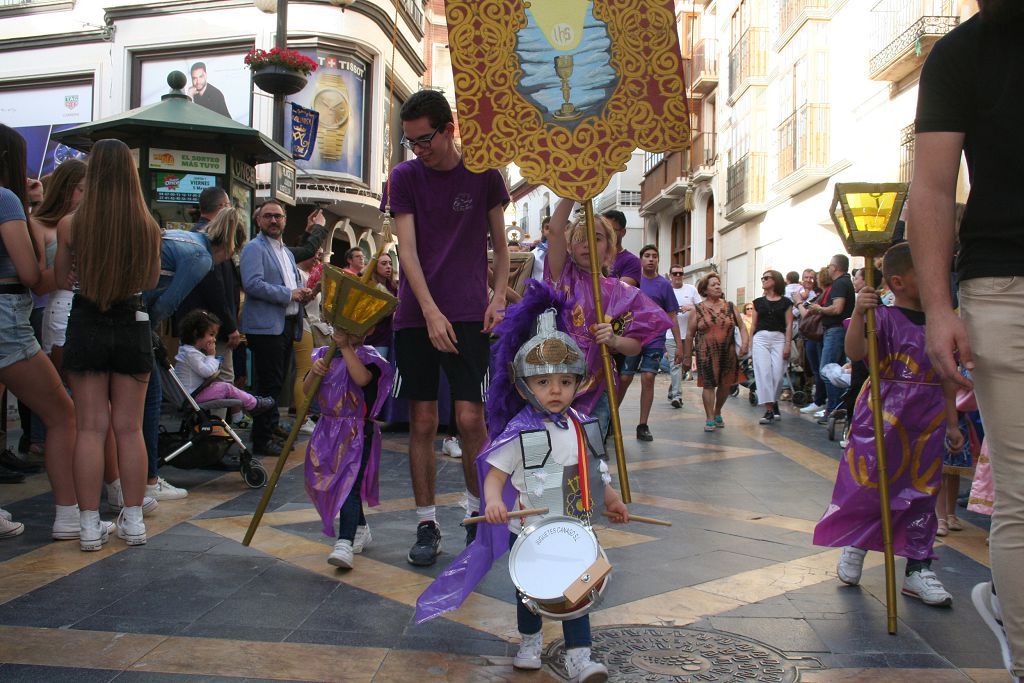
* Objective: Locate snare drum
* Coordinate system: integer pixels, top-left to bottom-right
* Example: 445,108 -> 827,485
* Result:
508,515 -> 610,621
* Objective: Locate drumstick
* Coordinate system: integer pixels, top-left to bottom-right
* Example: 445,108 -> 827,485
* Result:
601,511 -> 672,526
462,507 -> 549,525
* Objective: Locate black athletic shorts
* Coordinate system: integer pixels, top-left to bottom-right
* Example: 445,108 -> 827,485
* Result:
393,321 -> 491,402
63,295 -> 153,377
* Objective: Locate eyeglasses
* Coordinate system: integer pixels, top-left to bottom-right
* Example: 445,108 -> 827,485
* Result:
670,272 -> 684,276
260,213 -> 286,221
400,125 -> 445,151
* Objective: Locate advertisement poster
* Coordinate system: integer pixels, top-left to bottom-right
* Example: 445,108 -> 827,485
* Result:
287,51 -> 368,182
0,82 -> 93,178
137,52 -> 252,125
154,172 -> 217,203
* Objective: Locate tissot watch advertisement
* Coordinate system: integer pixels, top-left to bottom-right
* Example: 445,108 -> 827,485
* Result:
136,51 -> 252,125
287,51 -> 368,182
0,82 -> 93,177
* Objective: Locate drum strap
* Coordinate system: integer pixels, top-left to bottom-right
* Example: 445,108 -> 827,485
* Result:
570,414 -> 591,512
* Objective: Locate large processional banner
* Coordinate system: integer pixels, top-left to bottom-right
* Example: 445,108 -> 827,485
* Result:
445,0 -> 691,201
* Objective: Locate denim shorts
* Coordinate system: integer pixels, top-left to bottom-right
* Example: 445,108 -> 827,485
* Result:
620,346 -> 665,376
0,292 -> 41,370
63,295 -> 152,377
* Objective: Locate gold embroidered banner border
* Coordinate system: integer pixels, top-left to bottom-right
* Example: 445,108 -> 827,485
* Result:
445,0 -> 691,201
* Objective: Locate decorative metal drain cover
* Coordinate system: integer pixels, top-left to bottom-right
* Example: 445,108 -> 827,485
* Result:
544,625 -> 820,682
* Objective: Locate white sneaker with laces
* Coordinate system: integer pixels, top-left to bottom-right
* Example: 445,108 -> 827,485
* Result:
837,546 -> 867,586
814,409 -> 827,418
328,539 -> 354,568
299,418 -> 317,435
902,568 -> 952,607
565,647 -> 608,683
0,513 -> 24,538
972,582 -> 1017,680
353,524 -> 372,554
800,402 -> 822,414
441,436 -> 462,459
145,477 -> 188,501
116,506 -> 147,546
106,480 -> 159,515
79,510 -> 110,551
513,632 -> 543,670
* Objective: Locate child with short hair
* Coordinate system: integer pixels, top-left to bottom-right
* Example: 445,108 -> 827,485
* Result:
303,329 -> 394,569
813,242 -> 964,606
174,309 -> 275,415
416,282 -> 628,683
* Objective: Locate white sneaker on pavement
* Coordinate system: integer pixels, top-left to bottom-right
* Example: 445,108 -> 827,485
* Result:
299,418 -> 317,435
0,512 -> 24,538
0,507 -> 11,521
441,436 -> 462,459
800,402 -> 822,414
115,506 -> 147,546
565,647 -> 608,683
513,632 -> 543,670
972,582 -> 1018,680
79,510 -> 110,551
813,409 -> 827,418
145,477 -> 188,501
106,480 -> 159,514
328,539 -> 354,568
353,524 -> 372,554
902,568 -> 952,607
837,546 -> 867,586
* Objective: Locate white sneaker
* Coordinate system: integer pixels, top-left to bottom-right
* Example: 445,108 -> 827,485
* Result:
53,504 -> 82,540
79,510 -> 110,551
972,582 -> 1016,679
353,524 -> 372,554
813,409 -> 827,418
0,513 -> 24,538
513,632 -> 543,670
328,539 -> 354,568
565,647 -> 608,683
902,568 -> 952,607
298,418 -> 317,435
837,546 -> 867,586
106,480 -> 159,515
441,436 -> 462,459
116,506 -> 147,546
800,402 -> 822,414
145,477 -> 188,501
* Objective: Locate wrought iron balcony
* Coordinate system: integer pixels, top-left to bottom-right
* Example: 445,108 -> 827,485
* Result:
776,0 -> 830,44
728,28 -> 769,101
868,0 -> 959,81
725,152 -> 767,221
691,39 -> 719,95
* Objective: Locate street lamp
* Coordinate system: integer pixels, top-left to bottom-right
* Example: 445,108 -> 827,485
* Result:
829,181 -> 909,637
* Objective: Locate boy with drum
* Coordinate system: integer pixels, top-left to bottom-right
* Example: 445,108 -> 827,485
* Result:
415,281 -> 629,683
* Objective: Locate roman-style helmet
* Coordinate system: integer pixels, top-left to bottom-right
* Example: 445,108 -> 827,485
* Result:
512,308 -> 586,417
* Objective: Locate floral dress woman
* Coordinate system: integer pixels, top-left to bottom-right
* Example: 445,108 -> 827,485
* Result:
694,301 -> 745,388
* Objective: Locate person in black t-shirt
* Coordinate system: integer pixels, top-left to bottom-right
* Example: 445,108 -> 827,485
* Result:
909,4 -> 1024,680
806,254 -> 854,417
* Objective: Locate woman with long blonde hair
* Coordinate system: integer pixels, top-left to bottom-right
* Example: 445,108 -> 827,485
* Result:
0,124 -> 77,539
55,138 -> 161,551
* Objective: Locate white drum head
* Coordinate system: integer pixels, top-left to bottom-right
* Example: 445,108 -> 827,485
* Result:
509,516 -> 599,601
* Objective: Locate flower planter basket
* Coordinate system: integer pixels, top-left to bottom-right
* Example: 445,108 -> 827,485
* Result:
253,65 -> 308,96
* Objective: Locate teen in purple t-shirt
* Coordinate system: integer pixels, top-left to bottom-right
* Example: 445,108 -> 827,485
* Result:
602,210 -> 641,287
379,91 -> 510,567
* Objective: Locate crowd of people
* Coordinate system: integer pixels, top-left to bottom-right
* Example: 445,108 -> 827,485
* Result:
0,4 -> 1021,677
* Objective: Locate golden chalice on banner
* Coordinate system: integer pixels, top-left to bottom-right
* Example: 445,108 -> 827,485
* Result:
529,0 -> 589,121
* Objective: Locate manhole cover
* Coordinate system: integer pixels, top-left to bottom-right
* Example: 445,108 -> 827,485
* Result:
544,625 -> 820,682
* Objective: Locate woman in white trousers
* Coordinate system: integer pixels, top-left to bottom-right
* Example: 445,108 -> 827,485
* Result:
751,270 -> 794,425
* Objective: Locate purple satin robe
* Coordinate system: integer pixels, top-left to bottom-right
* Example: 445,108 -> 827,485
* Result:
304,345 -> 395,537
813,307 -> 945,560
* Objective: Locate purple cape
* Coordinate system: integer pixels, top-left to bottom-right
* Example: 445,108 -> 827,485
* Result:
812,307 -> 944,560
305,345 -> 395,537
414,404 -> 593,624
550,259 -> 672,413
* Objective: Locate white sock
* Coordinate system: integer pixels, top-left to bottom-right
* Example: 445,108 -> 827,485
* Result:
416,506 -> 436,525
105,479 -> 121,500
465,494 -> 481,515
55,503 -> 79,520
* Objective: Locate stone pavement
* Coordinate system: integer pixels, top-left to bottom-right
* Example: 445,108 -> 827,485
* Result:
0,378 -> 1011,682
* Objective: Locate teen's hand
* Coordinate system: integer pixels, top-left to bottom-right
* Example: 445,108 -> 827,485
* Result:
854,287 -> 879,315
311,358 -> 329,377
425,308 -> 459,354
591,322 -> 615,348
484,500 -> 508,525
306,209 -> 326,233
226,330 -> 241,349
926,309 -> 974,390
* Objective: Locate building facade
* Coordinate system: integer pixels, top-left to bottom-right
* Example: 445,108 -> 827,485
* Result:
641,0 -> 972,304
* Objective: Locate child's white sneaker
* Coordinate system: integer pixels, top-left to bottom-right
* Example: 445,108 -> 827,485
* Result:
836,546 -> 866,586
328,539 -> 354,569
353,524 -> 371,554
902,569 -> 952,607
79,510 -> 110,551
565,647 -> 608,683
115,506 -> 147,546
106,479 -> 159,515
513,631 -> 543,670
0,511 -> 24,538
441,436 -> 462,459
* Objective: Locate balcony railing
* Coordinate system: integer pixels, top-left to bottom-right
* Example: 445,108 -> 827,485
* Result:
776,0 -> 830,40
725,152 -> 767,218
776,104 -> 829,180
728,28 -> 769,99
691,39 -> 719,95
869,0 -> 959,81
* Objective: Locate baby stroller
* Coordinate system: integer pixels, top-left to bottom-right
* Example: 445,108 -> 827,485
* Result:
739,356 -> 808,407
820,362 -> 853,442
153,336 -> 268,489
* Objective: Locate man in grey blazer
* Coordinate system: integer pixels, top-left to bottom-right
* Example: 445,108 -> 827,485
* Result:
240,199 -> 312,457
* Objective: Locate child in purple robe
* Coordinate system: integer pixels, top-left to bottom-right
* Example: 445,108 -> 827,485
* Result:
813,243 -> 964,607
303,328 -> 395,569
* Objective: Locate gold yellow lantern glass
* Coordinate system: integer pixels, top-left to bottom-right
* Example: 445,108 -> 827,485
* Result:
828,182 -> 909,257
321,265 -> 399,336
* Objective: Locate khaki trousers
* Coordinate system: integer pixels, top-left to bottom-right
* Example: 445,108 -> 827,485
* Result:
961,275 -> 1024,676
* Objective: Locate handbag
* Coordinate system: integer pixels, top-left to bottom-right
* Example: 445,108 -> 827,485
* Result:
798,309 -> 824,342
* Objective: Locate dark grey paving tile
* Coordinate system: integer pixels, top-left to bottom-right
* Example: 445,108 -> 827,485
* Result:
717,595 -> 804,619
178,622 -> 294,642
709,617 -> 829,652
882,652 -> 956,668
71,614 -> 191,636
112,672 -> 252,682
0,664 -> 117,682
295,583 -> 412,638
807,617 -> 934,654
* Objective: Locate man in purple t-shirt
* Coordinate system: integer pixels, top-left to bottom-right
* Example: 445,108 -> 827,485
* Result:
618,245 -> 682,442
380,91 -> 510,567
602,210 -> 641,287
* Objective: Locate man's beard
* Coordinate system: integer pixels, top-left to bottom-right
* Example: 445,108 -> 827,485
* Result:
978,0 -> 1024,20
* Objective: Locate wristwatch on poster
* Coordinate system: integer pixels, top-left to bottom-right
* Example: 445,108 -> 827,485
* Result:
312,73 -> 350,161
